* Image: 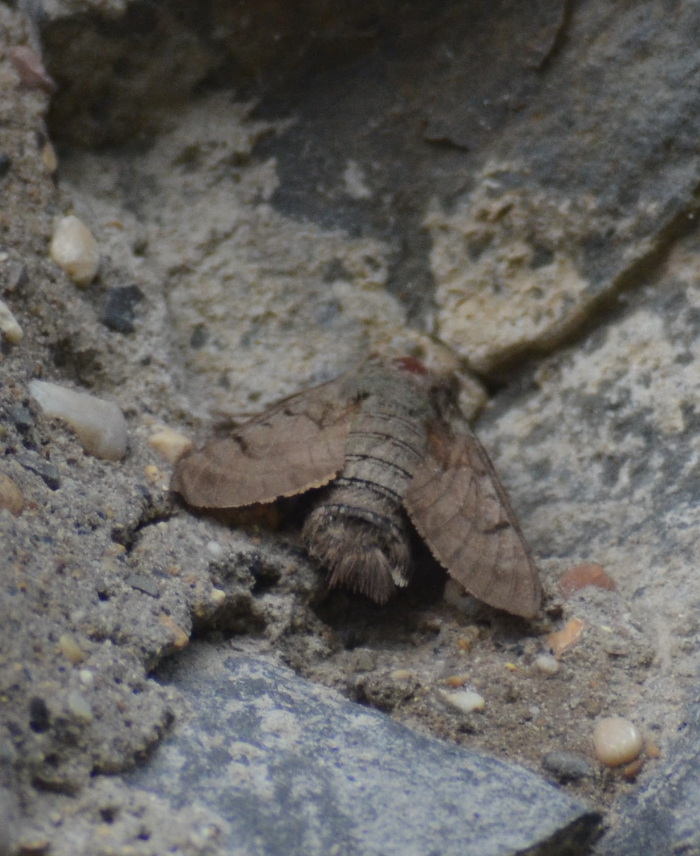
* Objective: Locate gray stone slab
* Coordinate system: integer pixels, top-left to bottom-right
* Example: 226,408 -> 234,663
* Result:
129,644 -> 600,856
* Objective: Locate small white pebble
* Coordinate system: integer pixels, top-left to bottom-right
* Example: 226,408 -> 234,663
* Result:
42,141 -> 58,174
144,464 -> 164,485
390,669 -> 413,681
210,588 -> 226,606
0,298 -> 23,344
440,689 -> 485,714
58,633 -> 86,665
49,215 -> 100,287
593,716 -> 643,767
0,473 -> 24,516
535,654 -> 561,676
66,691 -> 93,724
206,540 -> 224,559
79,669 -> 95,687
148,427 -> 194,464
29,380 -> 128,461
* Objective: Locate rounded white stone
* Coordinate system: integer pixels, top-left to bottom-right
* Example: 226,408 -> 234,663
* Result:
593,716 -> 643,767
148,427 -> 194,463
206,540 -> 225,559
210,588 -> 226,606
29,380 -> 128,461
79,670 -> 95,687
50,215 -> 100,287
66,691 -> 93,724
535,654 -> 561,676
0,298 -> 23,344
440,689 -> 486,714
58,633 -> 85,664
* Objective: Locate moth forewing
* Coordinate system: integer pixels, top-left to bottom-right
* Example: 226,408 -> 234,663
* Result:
171,377 -> 354,508
403,420 -> 542,619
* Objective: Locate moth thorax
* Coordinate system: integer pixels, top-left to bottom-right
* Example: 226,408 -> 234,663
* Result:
302,502 -> 412,604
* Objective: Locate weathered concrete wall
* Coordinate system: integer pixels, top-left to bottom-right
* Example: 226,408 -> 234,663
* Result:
3,1 -> 700,853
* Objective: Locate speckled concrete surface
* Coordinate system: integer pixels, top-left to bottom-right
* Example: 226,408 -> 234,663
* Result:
4,2 -> 700,854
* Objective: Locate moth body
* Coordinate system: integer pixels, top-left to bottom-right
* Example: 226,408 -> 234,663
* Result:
171,355 -> 543,618
303,361 -> 433,602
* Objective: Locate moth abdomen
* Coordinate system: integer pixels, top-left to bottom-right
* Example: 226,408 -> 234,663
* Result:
341,430 -> 425,498
303,496 -> 412,602
305,500 -> 405,535
333,474 -> 404,504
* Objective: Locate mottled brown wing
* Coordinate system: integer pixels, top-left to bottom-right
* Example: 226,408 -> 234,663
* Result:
403,422 -> 542,618
171,377 -> 355,508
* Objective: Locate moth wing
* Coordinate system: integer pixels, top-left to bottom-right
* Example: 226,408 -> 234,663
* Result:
171,377 -> 355,508
404,421 -> 542,618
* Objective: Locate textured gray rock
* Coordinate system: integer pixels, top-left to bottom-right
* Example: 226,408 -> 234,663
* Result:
480,229 -> 700,854
130,645 -> 600,856
596,701 -> 700,855
5,0 -> 700,853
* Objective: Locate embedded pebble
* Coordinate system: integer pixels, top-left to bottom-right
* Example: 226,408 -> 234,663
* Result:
535,654 -> 561,676
66,691 -> 93,724
0,298 -> 23,344
210,588 -> 226,607
79,669 -> 95,687
559,563 -> 616,598
29,380 -> 127,461
126,574 -> 160,598
9,405 -> 33,432
622,757 -> 645,780
148,427 -> 194,464
159,614 -> 190,650
390,669 -> 413,681
542,751 -> 596,782
0,473 -> 24,516
445,674 -> 469,688
49,215 -> 100,287
101,284 -> 144,333
456,625 -> 480,651
58,633 -> 86,664
8,45 -> 56,93
547,617 -> 586,659
645,739 -> 662,759
206,540 -> 225,559
0,152 -> 10,178
144,463 -> 164,484
16,454 -> 61,490
440,689 -> 486,714
41,141 -> 58,174
593,716 -> 643,767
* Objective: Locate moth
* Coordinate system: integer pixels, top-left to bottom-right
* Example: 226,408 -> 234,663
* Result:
171,355 -> 542,618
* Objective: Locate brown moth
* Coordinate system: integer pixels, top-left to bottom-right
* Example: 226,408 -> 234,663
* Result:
171,355 -> 542,618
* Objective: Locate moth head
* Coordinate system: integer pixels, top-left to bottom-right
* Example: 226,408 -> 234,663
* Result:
386,354 -> 462,413
391,354 -> 431,376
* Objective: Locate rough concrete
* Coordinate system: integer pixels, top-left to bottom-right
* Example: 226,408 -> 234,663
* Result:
3,1 -> 700,854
